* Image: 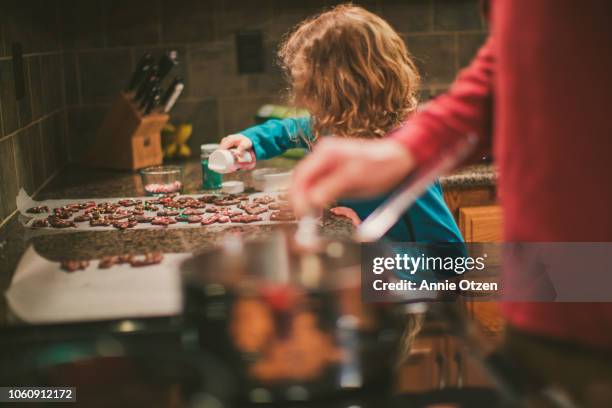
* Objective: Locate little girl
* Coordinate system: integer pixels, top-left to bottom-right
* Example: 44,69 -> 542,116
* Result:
221,4 -> 462,244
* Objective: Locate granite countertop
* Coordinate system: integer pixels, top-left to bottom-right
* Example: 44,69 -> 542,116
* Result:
4,160 -> 609,402
0,157 -> 352,326
0,157 -> 495,325
440,163 -> 496,190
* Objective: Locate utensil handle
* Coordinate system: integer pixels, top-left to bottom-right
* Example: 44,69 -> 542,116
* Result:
356,134 -> 477,242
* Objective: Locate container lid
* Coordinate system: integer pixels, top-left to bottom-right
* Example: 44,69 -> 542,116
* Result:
201,143 -> 220,156
222,180 -> 244,194
208,149 -> 234,173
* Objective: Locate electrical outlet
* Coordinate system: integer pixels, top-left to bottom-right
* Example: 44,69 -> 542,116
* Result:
11,42 -> 25,100
236,31 -> 264,75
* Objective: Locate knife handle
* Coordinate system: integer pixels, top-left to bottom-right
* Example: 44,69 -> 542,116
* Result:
157,50 -> 179,83
144,89 -> 162,115
139,84 -> 160,110
135,69 -> 158,103
126,53 -> 153,91
161,78 -> 184,113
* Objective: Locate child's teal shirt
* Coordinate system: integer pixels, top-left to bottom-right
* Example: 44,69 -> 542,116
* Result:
241,117 -> 464,246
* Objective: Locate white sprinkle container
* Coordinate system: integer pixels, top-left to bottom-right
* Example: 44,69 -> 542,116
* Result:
208,148 -> 256,174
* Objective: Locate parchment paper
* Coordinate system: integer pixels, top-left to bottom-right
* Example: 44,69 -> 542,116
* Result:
5,246 -> 188,324
16,188 -> 295,236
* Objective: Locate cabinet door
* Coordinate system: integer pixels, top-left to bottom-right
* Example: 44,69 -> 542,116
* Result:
459,206 -> 502,243
458,206 -> 504,341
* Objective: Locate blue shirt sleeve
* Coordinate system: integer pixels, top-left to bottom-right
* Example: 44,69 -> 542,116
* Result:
405,181 -> 464,244
240,117 -> 313,160
404,181 -> 468,267
338,182 -> 464,244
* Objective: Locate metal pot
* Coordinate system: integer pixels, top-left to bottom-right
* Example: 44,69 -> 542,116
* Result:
180,232 -> 412,405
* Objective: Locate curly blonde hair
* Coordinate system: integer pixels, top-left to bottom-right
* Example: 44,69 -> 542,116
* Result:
278,4 -> 420,142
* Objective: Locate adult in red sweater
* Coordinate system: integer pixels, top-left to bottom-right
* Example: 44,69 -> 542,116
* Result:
292,0 -> 612,349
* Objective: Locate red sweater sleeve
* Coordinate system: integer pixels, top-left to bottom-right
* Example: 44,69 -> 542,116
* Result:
392,36 -> 495,164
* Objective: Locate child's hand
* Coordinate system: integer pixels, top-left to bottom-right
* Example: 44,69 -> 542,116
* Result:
220,134 -> 253,153
330,207 -> 361,226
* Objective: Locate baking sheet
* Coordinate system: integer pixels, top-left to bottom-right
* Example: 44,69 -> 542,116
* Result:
16,188 -> 295,236
5,246 -> 188,324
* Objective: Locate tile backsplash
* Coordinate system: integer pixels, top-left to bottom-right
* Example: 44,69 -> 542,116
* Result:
0,0 -> 486,224
61,0 -> 486,161
0,1 -> 67,225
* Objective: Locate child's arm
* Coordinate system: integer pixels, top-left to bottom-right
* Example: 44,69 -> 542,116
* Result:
220,118 -> 312,160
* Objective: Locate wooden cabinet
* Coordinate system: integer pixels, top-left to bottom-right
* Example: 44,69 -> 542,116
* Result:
442,186 -> 501,242
443,184 -> 504,346
457,205 -> 504,342
443,187 -> 497,221
459,205 -> 503,242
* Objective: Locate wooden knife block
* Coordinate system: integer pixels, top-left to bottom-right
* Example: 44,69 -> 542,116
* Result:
84,92 -> 168,170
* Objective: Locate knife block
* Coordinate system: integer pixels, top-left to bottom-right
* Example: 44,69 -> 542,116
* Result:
84,92 -> 168,170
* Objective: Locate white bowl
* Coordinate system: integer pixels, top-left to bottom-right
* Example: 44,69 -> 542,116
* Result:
222,181 -> 245,194
252,168 -> 293,192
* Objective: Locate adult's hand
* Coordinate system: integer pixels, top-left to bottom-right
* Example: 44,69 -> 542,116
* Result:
291,137 -> 416,217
